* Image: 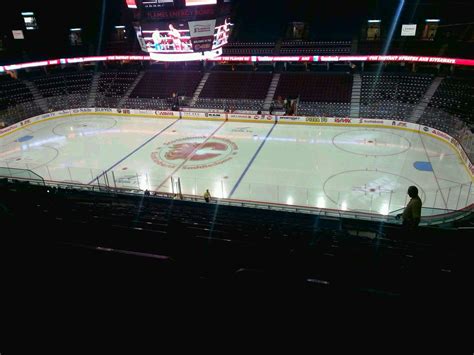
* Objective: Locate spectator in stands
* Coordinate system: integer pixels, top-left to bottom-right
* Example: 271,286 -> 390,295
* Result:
277,96 -> 283,107
204,189 -> 211,203
398,186 -> 422,231
350,63 -> 356,74
144,189 -> 150,196
284,98 -> 294,115
269,102 -> 275,115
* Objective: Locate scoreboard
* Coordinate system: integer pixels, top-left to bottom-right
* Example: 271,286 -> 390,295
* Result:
185,0 -> 217,6
127,0 -> 222,10
127,0 -> 231,61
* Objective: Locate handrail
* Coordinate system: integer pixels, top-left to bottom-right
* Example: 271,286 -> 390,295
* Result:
1,173 -> 471,227
389,205 -> 474,218
0,167 -> 45,184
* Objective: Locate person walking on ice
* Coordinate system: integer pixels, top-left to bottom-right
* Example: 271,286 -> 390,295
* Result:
204,189 -> 211,203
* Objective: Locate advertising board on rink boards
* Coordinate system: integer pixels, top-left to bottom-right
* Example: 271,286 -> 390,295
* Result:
180,111 -> 227,120
154,110 -> 180,118
94,107 -> 114,113
228,113 -> 275,122
204,112 -> 226,119
33,112 -> 57,123
304,116 -> 328,123
278,115 -> 305,122
0,122 -> 20,135
278,116 -> 357,124
277,116 -> 419,127
128,109 -> 154,115
181,111 -> 209,118
279,116 -> 354,124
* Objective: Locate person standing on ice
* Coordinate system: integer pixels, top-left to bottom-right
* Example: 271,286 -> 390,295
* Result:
204,189 -> 211,203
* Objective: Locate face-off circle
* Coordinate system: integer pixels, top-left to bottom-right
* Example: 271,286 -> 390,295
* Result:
323,169 -> 425,212
151,136 -> 238,170
52,117 -> 117,136
0,145 -> 59,170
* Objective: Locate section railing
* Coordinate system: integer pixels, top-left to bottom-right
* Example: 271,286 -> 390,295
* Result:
1,166 -> 472,227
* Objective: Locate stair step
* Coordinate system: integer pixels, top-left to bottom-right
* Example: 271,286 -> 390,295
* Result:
263,73 -> 281,109
190,72 -> 211,106
349,74 -> 361,118
86,72 -> 101,107
409,77 -> 443,123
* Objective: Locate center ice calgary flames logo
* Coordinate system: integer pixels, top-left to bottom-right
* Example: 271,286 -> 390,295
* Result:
152,136 -> 238,170
166,142 -> 228,161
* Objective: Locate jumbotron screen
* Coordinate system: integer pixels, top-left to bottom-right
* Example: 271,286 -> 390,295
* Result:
185,0 -> 217,6
140,0 -> 175,9
128,0 -> 231,60
127,0 -> 220,9
135,17 -> 230,54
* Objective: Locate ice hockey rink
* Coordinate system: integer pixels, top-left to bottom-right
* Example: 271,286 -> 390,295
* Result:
1,114 -> 473,215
